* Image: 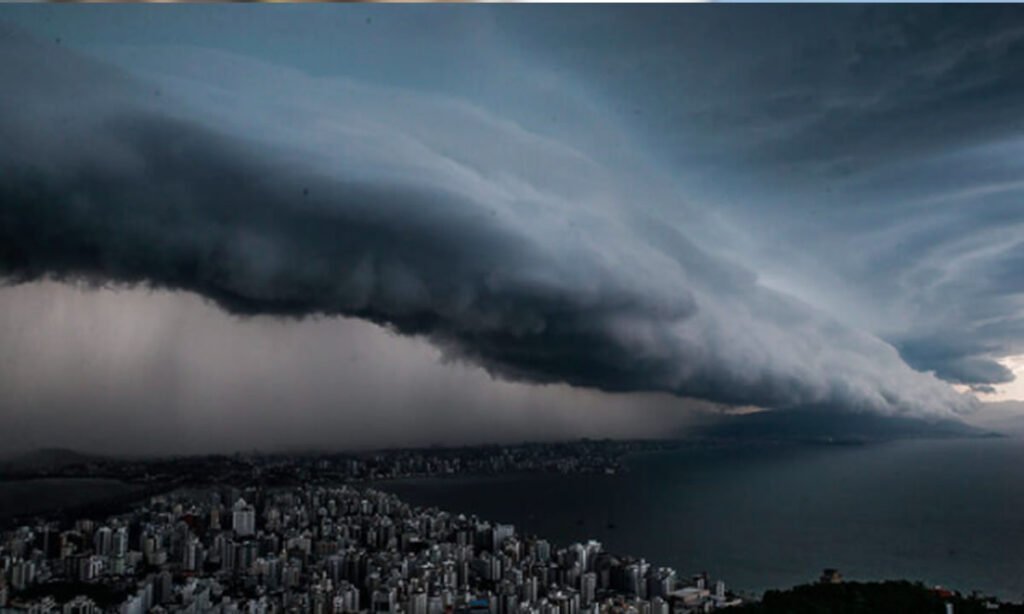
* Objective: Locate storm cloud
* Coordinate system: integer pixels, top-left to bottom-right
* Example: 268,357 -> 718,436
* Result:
0,21 -> 977,423
533,5 -> 1024,392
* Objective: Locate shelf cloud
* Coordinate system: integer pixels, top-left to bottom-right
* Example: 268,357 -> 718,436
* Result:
0,23 -> 976,424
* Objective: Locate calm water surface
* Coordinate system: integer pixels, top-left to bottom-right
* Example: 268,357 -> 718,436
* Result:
0,478 -> 137,519
381,438 -> 1024,600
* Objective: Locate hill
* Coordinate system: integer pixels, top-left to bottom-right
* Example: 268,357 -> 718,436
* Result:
696,408 -> 996,445
0,448 -> 105,474
736,580 -> 1019,613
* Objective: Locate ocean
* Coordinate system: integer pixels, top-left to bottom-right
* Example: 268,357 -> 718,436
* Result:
380,437 -> 1024,600
0,478 -> 139,520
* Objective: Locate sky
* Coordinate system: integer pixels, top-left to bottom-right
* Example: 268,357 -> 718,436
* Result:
2,5 -> 1024,454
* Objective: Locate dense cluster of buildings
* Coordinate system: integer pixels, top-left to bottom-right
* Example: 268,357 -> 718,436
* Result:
0,485 -> 741,613
1,441 -> 676,487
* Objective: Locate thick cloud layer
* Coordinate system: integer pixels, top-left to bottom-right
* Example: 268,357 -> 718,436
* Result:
509,5 -> 1024,391
0,25 -> 975,420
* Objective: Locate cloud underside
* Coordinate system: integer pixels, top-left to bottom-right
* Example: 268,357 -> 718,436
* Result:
0,28 -> 976,418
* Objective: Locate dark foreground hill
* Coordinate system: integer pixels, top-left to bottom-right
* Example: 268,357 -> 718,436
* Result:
736,580 -> 1021,613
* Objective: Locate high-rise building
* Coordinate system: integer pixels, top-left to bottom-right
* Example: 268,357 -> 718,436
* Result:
183,537 -> 201,571
371,587 -> 397,613
534,540 -> 551,563
94,527 -> 113,557
11,560 -> 36,590
650,596 -> 669,614
120,592 -> 144,614
112,527 -> 129,559
62,595 -> 98,614
647,567 -> 675,599
233,499 -> 256,537
408,590 -> 428,614
492,524 -> 515,553
580,572 -> 597,607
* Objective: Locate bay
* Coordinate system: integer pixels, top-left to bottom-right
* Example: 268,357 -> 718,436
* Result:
381,438 -> 1024,601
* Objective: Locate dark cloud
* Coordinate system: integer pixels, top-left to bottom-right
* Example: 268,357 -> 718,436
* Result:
0,110 -> 694,394
898,349 -> 1015,388
514,5 -> 1024,178
0,27 -> 975,420
505,5 -> 1024,393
